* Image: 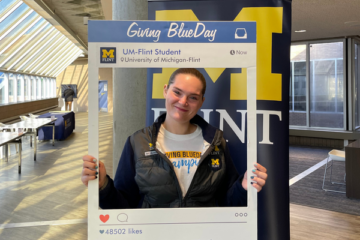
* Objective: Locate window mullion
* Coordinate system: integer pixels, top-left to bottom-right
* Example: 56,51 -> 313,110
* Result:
292,62 -> 295,111
4,73 -> 9,104
21,75 -> 24,101
306,43 -> 310,127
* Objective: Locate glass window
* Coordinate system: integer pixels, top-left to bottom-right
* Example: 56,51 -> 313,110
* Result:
36,76 -> 41,99
41,77 -> 45,98
53,78 -> 56,97
355,43 -> 360,130
23,75 -> 27,100
0,17 -> 45,66
0,1 -> 82,105
0,0 -> 19,16
0,10 -> 38,54
30,38 -> 70,74
24,75 -> 30,100
290,45 -> 307,126
49,78 -> 52,97
54,79 -> 56,97
31,75 -> 36,100
310,42 -> 344,128
0,71 -> 7,104
36,41 -> 73,75
15,31 -> 62,72
45,77 -> 49,98
8,73 -> 16,103
5,26 -> 53,70
1,21 -> 50,69
0,3 -> 29,35
51,49 -> 81,77
48,78 -> 51,98
16,74 -> 22,101
47,77 -> 50,98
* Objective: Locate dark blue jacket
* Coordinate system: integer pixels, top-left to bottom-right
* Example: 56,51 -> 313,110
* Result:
100,114 -> 247,208
64,88 -> 75,101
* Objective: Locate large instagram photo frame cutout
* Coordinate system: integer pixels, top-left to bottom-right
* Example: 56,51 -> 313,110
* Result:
88,20 -> 257,240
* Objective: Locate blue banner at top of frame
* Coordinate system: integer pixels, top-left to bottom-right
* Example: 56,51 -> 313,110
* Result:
88,21 -> 256,43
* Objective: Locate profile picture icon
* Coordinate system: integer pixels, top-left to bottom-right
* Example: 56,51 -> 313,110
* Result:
235,28 -> 247,39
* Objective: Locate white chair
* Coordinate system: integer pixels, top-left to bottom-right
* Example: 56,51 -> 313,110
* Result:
322,149 -> 346,193
0,122 -> 18,157
0,122 -> 16,133
20,116 -> 36,146
19,116 -> 30,135
20,116 -> 29,121
0,122 -> 9,131
29,113 -> 40,118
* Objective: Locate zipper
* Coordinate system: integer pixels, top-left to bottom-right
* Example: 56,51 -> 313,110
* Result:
155,143 -> 214,207
151,122 -> 185,205
182,142 -> 215,206
154,147 -> 184,205
152,123 -> 222,207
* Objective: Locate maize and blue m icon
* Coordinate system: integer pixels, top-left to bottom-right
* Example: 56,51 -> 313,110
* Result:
100,47 -> 116,63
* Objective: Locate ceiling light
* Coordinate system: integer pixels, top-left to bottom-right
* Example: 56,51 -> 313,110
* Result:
344,21 -> 360,27
295,30 -> 306,33
345,21 -> 359,25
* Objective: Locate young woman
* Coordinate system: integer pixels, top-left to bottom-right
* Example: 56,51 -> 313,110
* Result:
81,68 -> 267,208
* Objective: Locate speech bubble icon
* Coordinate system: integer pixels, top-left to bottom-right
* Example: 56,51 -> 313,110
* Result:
117,213 -> 128,222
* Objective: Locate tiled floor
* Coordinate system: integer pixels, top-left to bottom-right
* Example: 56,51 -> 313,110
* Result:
0,112 -> 113,240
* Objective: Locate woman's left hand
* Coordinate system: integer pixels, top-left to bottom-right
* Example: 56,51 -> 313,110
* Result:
242,163 -> 267,192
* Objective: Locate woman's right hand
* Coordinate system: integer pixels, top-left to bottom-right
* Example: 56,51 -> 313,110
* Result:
81,155 -> 107,189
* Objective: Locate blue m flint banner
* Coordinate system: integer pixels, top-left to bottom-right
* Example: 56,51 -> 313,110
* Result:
146,0 -> 291,240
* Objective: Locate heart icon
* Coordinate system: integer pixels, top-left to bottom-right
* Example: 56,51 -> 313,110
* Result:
100,230 -> 104,234
99,214 -> 109,223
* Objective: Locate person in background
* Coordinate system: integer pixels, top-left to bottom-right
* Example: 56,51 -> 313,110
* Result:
64,85 -> 75,111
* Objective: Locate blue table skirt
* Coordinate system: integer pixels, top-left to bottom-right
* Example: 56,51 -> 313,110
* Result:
38,112 -> 75,140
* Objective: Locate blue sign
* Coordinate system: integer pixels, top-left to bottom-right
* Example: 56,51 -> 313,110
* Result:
88,21 -> 256,43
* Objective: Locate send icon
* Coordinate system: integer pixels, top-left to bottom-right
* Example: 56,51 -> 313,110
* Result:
235,28 -> 247,39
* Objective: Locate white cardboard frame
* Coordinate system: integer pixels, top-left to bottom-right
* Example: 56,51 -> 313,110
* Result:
88,20 -> 257,240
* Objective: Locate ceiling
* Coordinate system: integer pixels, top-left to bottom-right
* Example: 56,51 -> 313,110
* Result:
292,0 -> 360,41
41,0 -> 107,46
25,0 -> 360,49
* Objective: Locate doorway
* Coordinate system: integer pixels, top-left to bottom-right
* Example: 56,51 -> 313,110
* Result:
98,80 -> 108,112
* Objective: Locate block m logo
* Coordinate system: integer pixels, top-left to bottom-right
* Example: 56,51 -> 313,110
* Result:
211,159 -> 220,167
100,48 -> 116,63
152,8 -> 283,101
102,49 -> 114,58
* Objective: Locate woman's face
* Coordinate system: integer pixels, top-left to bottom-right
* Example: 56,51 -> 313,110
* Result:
163,73 -> 205,124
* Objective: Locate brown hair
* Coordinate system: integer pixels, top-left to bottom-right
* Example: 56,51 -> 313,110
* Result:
167,68 -> 206,96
